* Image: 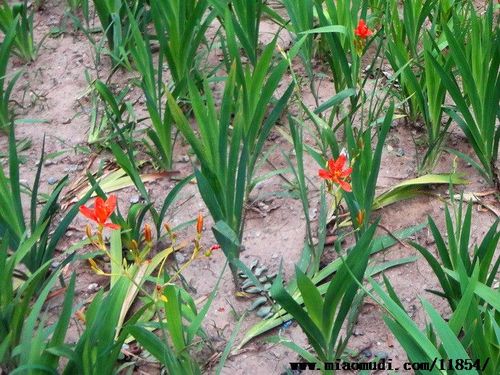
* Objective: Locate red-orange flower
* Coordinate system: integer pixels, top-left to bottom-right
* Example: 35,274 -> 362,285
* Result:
318,155 -> 352,192
79,195 -> 120,229
354,19 -> 372,39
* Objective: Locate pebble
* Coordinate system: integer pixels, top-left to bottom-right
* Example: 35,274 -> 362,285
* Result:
87,283 -> 99,292
44,160 -> 55,166
65,231 -> 73,237
47,177 -> 59,185
64,165 -> 79,173
374,351 -> 389,360
50,261 -> 60,269
395,148 -> 405,157
175,252 -> 186,264
361,348 -> 372,358
129,195 -> 140,204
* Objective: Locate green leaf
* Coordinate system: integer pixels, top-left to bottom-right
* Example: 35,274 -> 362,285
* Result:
421,299 -> 477,373
374,173 -> 468,209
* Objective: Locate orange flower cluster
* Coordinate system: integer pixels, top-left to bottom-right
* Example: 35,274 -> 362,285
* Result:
318,155 -> 352,192
79,195 -> 120,230
354,19 -> 372,39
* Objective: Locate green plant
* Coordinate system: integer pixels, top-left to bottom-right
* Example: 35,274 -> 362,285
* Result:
239,223 -> 424,348
89,79 -> 137,145
368,196 -> 500,374
371,272 -> 498,375
210,0 -> 264,67
312,0 -> 368,96
0,23 -> 22,132
0,125 -> 94,274
384,0 -> 455,172
0,226 -> 71,373
92,0 -> 149,68
106,139 -> 194,240
66,0 -> 87,15
429,3 -> 500,186
127,271 -> 222,374
268,222 -> 378,371
307,102 -> 394,240
281,0 -> 315,73
68,202 -> 219,374
0,1 -> 36,62
58,278 -> 135,374
168,39 -> 298,287
128,1 -> 215,170
149,0 -> 214,97
411,198 -> 499,311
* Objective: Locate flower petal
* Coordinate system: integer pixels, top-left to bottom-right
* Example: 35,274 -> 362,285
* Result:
339,179 -> 352,192
327,159 -> 336,173
319,168 -> 332,179
340,167 -> 353,178
79,205 -> 97,222
104,222 -> 121,230
105,195 -> 117,215
334,154 -> 347,170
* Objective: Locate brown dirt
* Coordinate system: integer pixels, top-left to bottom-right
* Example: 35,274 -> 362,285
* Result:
2,1 -> 498,374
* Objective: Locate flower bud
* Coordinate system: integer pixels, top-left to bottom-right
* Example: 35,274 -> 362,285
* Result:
196,213 -> 203,235
205,244 -> 221,257
356,210 -> 365,227
144,224 -> 152,243
85,224 -> 93,239
163,223 -> 171,233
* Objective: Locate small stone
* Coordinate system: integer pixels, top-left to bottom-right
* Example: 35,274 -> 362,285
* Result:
395,148 -> 405,157
47,177 -> 59,185
353,329 -> 364,336
50,261 -> 60,269
374,351 -> 388,360
87,283 -> 99,292
174,252 -> 186,264
129,195 -> 140,204
65,231 -> 73,237
179,155 -> 190,163
64,165 -> 79,173
387,145 -> 393,152
44,160 -> 55,166
360,348 -> 372,358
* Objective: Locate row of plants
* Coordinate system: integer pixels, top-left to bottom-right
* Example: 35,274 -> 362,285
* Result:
0,0 -> 499,373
